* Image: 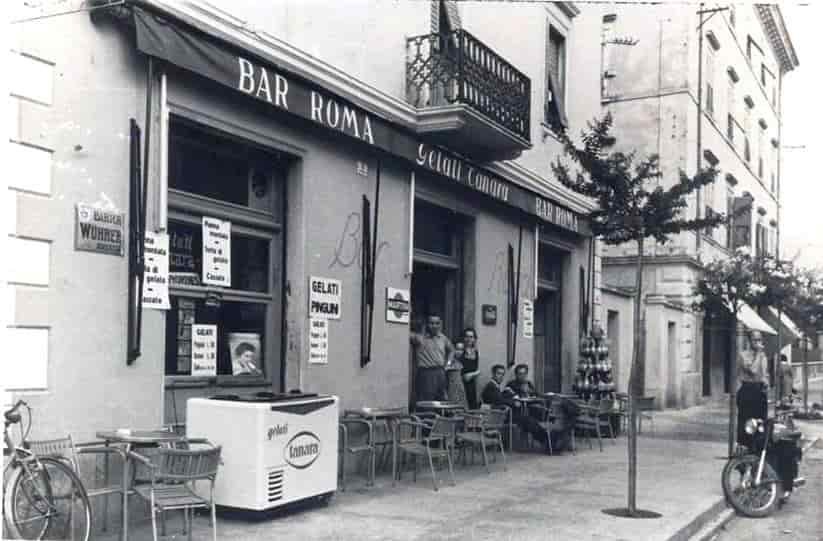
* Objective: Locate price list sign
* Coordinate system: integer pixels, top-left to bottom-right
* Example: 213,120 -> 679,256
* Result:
191,324 -> 217,376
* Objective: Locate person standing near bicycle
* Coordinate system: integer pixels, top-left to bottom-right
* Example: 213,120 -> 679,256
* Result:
736,330 -> 769,450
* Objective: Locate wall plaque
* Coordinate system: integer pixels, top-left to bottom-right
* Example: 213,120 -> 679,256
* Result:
74,203 -> 125,256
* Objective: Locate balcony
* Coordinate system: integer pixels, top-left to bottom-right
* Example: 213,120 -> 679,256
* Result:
406,29 -> 531,162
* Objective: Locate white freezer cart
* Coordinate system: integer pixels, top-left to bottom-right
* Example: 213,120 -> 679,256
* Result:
186,393 -> 339,510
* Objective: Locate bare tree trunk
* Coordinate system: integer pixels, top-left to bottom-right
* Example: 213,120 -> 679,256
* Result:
728,310 -> 738,458
628,236 -> 644,514
803,332 -> 809,415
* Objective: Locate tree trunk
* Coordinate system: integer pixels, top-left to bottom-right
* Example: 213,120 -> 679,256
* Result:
728,309 -> 738,458
803,332 -> 809,415
628,236 -> 644,514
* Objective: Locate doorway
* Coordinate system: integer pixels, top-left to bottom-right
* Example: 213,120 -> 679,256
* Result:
607,310 -> 620,386
410,262 -> 461,339
535,289 -> 562,393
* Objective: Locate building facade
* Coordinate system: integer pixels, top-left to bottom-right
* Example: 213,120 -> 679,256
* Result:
581,3 -> 798,408
5,0 -> 612,440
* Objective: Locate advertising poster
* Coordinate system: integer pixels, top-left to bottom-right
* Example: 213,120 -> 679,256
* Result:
385,287 -> 410,324
142,232 -> 170,309
522,299 -> 534,339
74,203 -> 125,256
202,216 -> 231,286
308,318 -> 329,365
308,276 -> 341,320
228,332 -> 262,376
191,324 -> 217,377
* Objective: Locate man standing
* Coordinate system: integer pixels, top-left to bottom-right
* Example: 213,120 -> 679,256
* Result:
410,314 -> 454,403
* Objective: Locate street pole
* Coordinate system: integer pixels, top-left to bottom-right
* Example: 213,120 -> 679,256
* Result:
804,332 -> 809,415
695,3 -> 704,258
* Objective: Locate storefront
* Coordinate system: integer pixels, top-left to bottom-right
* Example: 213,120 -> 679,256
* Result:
8,2 -> 593,441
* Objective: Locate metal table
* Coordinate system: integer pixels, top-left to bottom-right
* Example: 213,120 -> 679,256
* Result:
414,401 -> 465,416
96,429 -> 187,541
343,407 -> 408,478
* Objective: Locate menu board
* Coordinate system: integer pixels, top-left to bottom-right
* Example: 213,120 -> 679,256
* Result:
308,318 -> 329,365
175,299 -> 196,373
202,217 -> 231,286
191,324 -> 217,377
522,299 -> 534,339
142,232 -> 170,309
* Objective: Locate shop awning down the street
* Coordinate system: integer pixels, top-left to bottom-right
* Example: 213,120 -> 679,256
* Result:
761,306 -> 803,354
737,303 -> 777,335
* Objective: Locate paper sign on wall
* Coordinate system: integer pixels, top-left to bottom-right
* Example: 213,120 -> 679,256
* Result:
202,217 -> 231,286
308,318 -> 329,364
191,324 -> 217,376
142,232 -> 170,309
386,287 -> 410,324
308,276 -> 341,319
522,299 -> 534,339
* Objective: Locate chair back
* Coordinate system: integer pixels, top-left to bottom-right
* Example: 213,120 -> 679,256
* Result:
482,408 -> 508,431
598,399 -> 615,414
428,417 -> 455,440
25,436 -> 79,471
155,446 -> 222,483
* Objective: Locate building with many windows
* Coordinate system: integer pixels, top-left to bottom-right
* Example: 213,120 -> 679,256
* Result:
584,3 -> 798,408
5,0 -> 620,442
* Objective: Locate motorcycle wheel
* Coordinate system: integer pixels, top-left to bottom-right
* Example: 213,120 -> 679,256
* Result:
722,454 -> 779,518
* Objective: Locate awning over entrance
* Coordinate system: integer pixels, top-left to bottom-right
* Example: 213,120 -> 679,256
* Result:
737,303 -> 777,335
124,4 -> 589,235
760,306 -> 802,353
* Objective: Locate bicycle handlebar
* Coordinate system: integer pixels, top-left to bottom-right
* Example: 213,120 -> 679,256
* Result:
4,400 -> 28,424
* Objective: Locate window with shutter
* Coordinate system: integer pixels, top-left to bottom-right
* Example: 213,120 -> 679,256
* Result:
545,24 -> 567,127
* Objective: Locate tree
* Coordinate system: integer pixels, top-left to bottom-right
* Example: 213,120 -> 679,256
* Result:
551,113 -> 722,516
693,247 -> 763,456
782,268 -> 823,414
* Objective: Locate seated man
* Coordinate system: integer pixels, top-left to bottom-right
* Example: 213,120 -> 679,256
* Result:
481,364 -> 550,453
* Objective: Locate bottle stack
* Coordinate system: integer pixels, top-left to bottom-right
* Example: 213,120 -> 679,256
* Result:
573,333 -> 616,401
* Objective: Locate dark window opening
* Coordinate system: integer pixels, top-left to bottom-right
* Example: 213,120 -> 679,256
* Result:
414,200 -> 456,256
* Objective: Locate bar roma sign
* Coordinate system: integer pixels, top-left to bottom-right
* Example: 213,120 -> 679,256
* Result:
132,7 -> 587,235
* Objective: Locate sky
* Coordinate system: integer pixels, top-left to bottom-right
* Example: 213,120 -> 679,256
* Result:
777,1 -> 823,270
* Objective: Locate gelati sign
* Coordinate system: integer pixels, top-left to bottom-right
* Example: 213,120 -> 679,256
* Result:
75,203 -> 125,256
132,7 -> 588,235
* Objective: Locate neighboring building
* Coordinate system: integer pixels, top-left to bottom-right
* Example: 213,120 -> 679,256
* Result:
580,3 -> 798,408
5,0 -> 606,441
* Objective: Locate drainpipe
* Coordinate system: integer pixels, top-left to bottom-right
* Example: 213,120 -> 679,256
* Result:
695,4 -> 704,259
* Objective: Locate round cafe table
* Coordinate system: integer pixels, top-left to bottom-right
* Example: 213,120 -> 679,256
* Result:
414,400 -> 465,417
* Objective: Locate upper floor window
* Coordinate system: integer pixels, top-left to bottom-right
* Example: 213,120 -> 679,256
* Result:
729,5 -> 736,27
705,46 -> 716,117
545,24 -> 568,127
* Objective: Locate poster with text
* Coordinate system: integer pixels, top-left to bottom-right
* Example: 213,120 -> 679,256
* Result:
308,276 -> 341,319
522,299 -> 534,339
308,318 -> 329,364
142,232 -> 170,309
202,217 -> 231,286
386,287 -> 410,324
191,324 -> 217,376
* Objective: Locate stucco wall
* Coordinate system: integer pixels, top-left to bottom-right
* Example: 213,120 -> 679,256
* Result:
601,289 -> 634,394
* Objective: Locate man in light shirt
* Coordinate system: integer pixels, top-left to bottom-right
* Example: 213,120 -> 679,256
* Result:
410,314 -> 454,403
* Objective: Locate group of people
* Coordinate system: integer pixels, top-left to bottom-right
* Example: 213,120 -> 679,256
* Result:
410,313 -> 578,454
409,315 -> 481,409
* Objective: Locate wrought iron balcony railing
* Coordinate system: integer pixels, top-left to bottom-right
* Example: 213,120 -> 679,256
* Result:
406,29 -> 531,142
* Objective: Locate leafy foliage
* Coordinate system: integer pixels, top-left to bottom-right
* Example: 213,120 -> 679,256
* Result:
551,113 -> 724,245
693,247 -> 761,316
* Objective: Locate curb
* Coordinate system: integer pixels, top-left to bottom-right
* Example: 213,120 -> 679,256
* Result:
665,498 -> 730,541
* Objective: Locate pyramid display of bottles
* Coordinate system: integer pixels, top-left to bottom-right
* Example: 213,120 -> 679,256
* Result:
573,334 -> 616,401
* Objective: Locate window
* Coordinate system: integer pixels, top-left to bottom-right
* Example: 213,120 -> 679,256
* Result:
744,137 -> 751,163
729,5 -> 736,27
760,64 -> 767,87
758,128 -> 765,178
545,24 -> 567,125
601,14 -> 617,97
705,47 -> 715,117
414,199 -> 456,256
165,118 -> 288,380
727,114 -> 735,142
725,189 -> 734,248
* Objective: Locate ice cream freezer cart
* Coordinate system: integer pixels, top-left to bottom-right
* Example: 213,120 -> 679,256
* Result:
186,392 -> 339,511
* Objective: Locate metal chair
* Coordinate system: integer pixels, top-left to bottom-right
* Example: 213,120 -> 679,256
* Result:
129,442 -> 222,541
455,409 -> 507,472
637,396 -> 656,434
25,435 -> 124,532
393,415 -> 456,491
338,417 -> 375,490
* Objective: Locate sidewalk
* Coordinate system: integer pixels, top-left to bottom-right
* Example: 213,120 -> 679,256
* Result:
97,433 -> 728,541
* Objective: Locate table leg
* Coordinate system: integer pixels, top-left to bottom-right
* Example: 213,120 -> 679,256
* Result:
121,443 -> 131,541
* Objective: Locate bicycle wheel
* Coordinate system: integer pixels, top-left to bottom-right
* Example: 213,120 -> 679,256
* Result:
4,458 -> 91,541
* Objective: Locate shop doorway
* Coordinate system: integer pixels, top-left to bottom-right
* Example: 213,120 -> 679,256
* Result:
607,310 -> 620,386
535,289 -> 562,393
410,263 -> 461,340
665,321 -> 678,407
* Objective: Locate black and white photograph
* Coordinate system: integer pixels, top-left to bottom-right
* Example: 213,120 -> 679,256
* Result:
3,1 -> 822,539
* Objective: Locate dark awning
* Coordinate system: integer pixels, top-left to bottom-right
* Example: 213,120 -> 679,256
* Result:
128,5 -> 588,235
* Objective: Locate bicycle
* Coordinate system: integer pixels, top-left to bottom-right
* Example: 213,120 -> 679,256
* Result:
2,400 -> 91,540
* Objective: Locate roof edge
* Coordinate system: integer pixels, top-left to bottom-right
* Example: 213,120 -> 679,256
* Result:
755,4 -> 799,74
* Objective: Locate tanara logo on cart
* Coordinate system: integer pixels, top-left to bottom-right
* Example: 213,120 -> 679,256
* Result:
284,431 -> 321,469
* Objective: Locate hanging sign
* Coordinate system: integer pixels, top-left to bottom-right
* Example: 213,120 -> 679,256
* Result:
74,203 -> 125,256
308,276 -> 341,320
308,318 -> 329,365
385,287 -> 410,324
191,324 -> 217,376
202,217 -> 231,286
142,232 -> 170,309
522,299 -> 534,339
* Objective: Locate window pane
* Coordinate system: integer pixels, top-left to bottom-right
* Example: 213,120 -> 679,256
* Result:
165,297 -> 267,376
414,201 -> 454,256
168,220 -> 271,293
168,119 -> 284,213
